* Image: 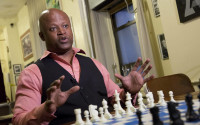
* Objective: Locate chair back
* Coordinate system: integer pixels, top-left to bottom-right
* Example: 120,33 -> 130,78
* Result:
146,73 -> 195,102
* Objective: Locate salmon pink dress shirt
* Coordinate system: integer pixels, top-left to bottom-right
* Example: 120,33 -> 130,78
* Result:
13,48 -> 136,125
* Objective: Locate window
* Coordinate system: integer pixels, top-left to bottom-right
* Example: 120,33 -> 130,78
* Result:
111,4 -> 141,76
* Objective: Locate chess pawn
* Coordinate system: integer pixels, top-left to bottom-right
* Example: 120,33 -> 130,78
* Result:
169,91 -> 176,102
74,109 -> 84,125
125,101 -> 133,116
113,104 -> 122,118
84,110 -> 92,125
99,107 -> 107,122
102,99 -> 112,119
114,90 -> 125,114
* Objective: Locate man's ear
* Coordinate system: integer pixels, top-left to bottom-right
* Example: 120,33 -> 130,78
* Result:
39,32 -> 45,41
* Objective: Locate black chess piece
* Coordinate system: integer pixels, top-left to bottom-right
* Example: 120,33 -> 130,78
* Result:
150,106 -> 163,125
185,93 -> 199,121
136,109 -> 143,125
167,101 -> 184,125
198,93 -> 200,115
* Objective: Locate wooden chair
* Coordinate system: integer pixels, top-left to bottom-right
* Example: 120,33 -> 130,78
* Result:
146,73 -> 195,102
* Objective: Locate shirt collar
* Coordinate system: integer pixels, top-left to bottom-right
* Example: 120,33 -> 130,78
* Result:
40,47 -> 86,60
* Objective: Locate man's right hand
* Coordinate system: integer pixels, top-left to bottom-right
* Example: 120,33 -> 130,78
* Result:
44,75 -> 80,113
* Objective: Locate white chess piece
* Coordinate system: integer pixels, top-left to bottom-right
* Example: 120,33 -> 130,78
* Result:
114,90 -> 125,114
89,105 -> 100,122
158,90 -> 167,106
169,91 -> 176,102
99,107 -> 107,122
102,99 -> 112,119
137,92 -> 146,112
74,109 -> 84,125
126,92 -> 136,112
84,110 -> 92,125
157,91 -> 162,104
125,101 -> 133,116
148,92 -> 155,108
113,104 -> 122,118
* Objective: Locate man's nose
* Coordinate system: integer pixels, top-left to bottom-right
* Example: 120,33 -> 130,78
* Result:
57,27 -> 66,35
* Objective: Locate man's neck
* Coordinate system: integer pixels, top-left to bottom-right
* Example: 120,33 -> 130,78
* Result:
57,49 -> 74,64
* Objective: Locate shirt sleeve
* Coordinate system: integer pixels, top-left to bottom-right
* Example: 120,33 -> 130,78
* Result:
12,64 -> 56,125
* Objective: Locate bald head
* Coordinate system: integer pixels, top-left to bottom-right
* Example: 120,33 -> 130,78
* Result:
39,8 -> 70,32
38,8 -> 73,54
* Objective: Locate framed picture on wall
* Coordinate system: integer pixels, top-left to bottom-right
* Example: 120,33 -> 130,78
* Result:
152,0 -> 160,17
46,0 -> 62,9
15,75 -> 20,85
158,34 -> 169,60
13,64 -> 22,74
176,0 -> 200,23
20,29 -> 33,61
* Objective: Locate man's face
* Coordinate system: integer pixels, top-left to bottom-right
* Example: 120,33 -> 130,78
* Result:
39,9 -> 73,54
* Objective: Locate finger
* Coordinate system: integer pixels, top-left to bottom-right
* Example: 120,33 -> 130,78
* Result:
65,86 -> 80,96
50,75 -> 65,88
132,57 -> 142,71
142,64 -> 152,77
138,58 -> 150,73
57,75 -> 65,89
144,75 -> 155,83
46,86 -> 56,100
114,73 -> 123,81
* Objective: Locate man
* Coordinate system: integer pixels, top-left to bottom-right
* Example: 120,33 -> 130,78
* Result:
13,8 -> 154,125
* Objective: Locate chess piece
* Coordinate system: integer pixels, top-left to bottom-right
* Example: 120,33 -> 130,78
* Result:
167,102 -> 184,125
198,93 -> 200,115
146,92 -> 155,108
185,93 -> 199,121
89,105 -> 100,122
74,109 -> 84,125
113,104 -> 122,118
158,90 -> 167,106
126,92 -> 136,112
102,99 -> 112,119
125,101 -> 133,116
84,110 -> 92,125
99,107 -> 107,122
150,106 -> 163,125
114,90 -> 125,114
136,109 -> 143,125
169,91 -> 176,102
138,92 -> 146,112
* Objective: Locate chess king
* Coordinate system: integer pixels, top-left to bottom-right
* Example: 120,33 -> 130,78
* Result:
13,8 -> 154,125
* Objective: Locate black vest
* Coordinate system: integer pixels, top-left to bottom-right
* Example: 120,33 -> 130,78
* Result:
35,54 -> 108,125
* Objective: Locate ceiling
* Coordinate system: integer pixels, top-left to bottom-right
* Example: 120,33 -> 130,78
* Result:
0,0 -> 26,18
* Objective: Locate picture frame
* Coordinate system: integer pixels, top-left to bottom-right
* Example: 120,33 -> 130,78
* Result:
15,75 -> 20,85
13,64 -> 22,74
176,0 -> 200,23
151,0 -> 160,17
158,34 -> 169,60
46,0 -> 61,9
20,29 -> 33,61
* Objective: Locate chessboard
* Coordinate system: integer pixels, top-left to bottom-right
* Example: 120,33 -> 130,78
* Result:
91,99 -> 200,125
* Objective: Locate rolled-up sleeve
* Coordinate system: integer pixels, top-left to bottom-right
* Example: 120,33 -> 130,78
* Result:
12,64 -> 56,125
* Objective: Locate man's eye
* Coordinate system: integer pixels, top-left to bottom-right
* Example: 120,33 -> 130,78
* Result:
49,27 -> 56,31
63,24 -> 68,28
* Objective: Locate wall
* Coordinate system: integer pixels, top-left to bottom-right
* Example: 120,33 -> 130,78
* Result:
61,0 -> 91,56
158,0 -> 200,82
134,0 -> 200,83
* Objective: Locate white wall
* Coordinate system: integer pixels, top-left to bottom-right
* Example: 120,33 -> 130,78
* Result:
159,0 -> 200,82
